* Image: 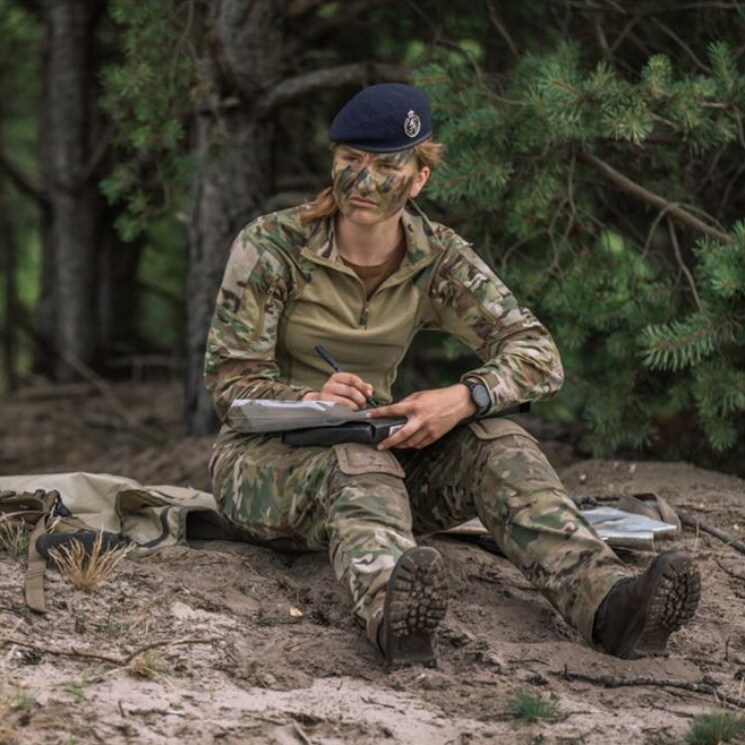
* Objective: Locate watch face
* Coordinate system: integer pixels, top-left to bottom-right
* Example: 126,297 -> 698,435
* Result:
468,381 -> 490,412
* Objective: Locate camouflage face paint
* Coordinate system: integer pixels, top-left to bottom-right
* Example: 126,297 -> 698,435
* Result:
332,148 -> 418,221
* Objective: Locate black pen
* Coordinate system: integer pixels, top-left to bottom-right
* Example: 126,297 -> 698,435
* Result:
314,344 -> 379,408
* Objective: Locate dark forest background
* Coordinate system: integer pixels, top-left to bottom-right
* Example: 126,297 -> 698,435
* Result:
1,0 -> 744,473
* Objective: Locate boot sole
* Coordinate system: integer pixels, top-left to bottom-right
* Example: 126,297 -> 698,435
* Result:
382,546 -> 448,670
619,551 -> 701,658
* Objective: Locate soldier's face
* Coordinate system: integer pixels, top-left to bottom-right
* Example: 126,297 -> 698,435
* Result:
332,147 -> 424,223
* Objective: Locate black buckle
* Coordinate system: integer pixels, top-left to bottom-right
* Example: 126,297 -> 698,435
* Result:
49,492 -> 73,518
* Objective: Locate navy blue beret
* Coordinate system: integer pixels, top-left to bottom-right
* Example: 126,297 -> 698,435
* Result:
329,83 -> 433,152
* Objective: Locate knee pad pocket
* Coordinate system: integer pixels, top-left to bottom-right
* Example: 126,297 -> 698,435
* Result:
467,418 -> 537,444
333,443 -> 405,478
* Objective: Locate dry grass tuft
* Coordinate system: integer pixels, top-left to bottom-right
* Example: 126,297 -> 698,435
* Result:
128,651 -> 169,681
0,516 -> 29,558
47,533 -> 130,590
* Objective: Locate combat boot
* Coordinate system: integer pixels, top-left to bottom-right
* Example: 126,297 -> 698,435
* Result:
592,549 -> 700,659
378,546 -> 448,670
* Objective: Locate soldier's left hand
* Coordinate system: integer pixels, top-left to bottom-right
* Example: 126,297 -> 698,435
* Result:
367,384 -> 477,450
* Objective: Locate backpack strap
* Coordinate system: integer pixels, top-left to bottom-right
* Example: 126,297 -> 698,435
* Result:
1,489 -> 49,611
24,489 -> 60,613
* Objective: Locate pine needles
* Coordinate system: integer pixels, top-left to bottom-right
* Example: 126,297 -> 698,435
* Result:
47,533 -> 130,590
416,42 -> 745,462
639,312 -> 737,372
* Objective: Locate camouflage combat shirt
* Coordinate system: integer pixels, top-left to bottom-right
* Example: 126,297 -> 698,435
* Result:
204,203 -> 564,423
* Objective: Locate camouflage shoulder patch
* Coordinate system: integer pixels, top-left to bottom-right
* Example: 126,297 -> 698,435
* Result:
431,241 -> 518,324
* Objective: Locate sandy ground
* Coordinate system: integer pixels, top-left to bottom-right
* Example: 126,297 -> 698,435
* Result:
1,382 -> 744,745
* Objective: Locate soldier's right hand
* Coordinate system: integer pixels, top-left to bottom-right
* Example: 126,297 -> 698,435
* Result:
303,372 -> 374,410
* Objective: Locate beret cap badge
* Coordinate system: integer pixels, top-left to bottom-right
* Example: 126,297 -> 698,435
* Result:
403,110 -> 421,139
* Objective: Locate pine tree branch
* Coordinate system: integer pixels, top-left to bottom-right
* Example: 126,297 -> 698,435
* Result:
555,0 -> 742,13
82,121 -> 116,181
255,63 -> 408,118
581,152 -> 734,245
668,219 -> 703,312
650,17 -> 713,74
0,150 -> 47,208
593,13 -> 612,61
719,160 -> 745,218
609,15 -> 641,55
485,0 -> 519,57
293,0 -> 391,43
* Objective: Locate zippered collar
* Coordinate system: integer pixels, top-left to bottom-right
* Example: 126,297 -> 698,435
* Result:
300,202 -> 445,283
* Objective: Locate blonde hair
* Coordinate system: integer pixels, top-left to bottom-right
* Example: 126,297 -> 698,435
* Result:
300,139 -> 445,223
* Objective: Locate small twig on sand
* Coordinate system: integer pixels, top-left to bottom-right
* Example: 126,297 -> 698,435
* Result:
1,636 -> 122,664
715,558 -> 745,583
556,670 -> 745,710
292,721 -> 314,745
121,636 -> 213,665
0,606 -> 25,616
681,516 -> 745,556
0,635 -> 214,667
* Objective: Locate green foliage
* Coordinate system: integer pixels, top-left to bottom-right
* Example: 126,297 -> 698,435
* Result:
639,312 -> 738,372
100,0 -> 194,242
418,21 -> 745,462
686,711 -> 745,745
508,690 -> 565,723
0,0 -> 42,390
136,220 -> 186,353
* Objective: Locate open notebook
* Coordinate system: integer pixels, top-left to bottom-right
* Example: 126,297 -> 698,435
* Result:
228,399 -> 372,433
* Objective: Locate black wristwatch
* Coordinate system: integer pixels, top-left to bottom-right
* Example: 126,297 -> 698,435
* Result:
463,378 -> 491,416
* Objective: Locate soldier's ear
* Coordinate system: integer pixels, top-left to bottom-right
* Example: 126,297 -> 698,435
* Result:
410,166 -> 431,198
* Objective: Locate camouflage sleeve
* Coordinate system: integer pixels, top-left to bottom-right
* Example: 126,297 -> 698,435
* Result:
429,230 -> 564,415
203,226 -> 313,422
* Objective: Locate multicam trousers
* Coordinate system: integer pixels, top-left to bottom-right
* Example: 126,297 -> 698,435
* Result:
210,417 -> 629,644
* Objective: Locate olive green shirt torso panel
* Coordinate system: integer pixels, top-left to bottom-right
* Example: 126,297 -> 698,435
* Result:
278,260 -> 427,398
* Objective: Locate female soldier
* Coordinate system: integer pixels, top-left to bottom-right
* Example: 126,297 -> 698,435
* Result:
204,84 -> 699,668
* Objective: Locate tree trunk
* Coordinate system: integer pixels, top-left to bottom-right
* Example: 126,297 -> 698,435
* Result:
0,187 -> 17,392
37,0 -> 104,381
0,56 -> 17,391
96,203 -> 142,362
185,0 -> 286,434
